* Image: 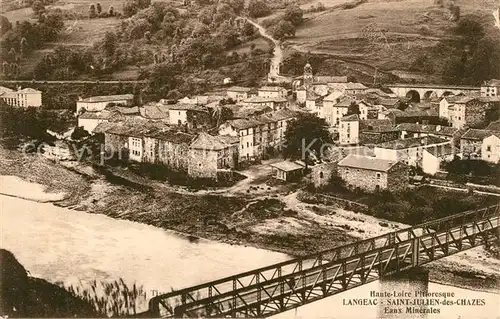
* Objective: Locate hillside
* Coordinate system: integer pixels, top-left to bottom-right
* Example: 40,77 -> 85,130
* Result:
276,0 -> 500,83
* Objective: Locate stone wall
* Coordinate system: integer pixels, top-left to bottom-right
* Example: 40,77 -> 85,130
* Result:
359,131 -> 399,145
387,162 -> 409,192
104,133 -> 129,160
188,149 -> 218,179
465,101 -> 490,128
309,162 -> 337,188
338,166 -> 389,192
157,140 -> 190,171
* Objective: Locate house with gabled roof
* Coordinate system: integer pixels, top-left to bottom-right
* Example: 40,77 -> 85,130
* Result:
188,132 -> 239,179
337,154 -> 409,192
481,132 -> 500,164
226,86 -> 253,102
339,114 -> 359,145
0,86 -> 42,107
460,128 -> 500,158
76,94 -> 134,113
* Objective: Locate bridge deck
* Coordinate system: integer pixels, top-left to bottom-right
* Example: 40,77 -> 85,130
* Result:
149,205 -> 499,318
388,84 -> 480,90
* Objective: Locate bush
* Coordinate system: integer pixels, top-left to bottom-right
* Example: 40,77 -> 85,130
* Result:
248,0 -> 271,18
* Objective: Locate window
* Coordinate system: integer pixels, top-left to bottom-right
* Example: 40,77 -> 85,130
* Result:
178,111 -> 181,115
320,172 -> 324,179
247,142 -> 249,147
487,146 -> 492,152
376,173 -> 381,179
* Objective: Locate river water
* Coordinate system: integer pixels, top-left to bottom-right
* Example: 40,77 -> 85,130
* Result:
1,194 -> 498,319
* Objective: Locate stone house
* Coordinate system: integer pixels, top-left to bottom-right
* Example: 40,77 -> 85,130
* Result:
337,154 -> 409,193
226,86 -> 252,102
359,119 -> 399,145
257,86 -> 288,99
305,90 -> 323,118
143,130 -> 195,171
218,109 -> 298,162
78,106 -> 140,133
459,129 -> 498,158
324,96 -> 352,127
168,104 -> 210,129
188,132 -> 239,180
308,161 -> 337,188
339,114 -> 359,145
481,133 -> 500,164
374,136 -> 452,167
329,82 -> 367,96
439,96 -> 490,129
242,96 -> 288,111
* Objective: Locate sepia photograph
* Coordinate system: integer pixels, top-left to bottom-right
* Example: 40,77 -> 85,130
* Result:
0,0 -> 499,318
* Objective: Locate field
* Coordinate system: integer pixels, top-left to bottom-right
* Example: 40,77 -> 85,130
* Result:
282,0 -> 499,80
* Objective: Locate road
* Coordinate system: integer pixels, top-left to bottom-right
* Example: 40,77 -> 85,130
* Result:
243,18 -> 290,82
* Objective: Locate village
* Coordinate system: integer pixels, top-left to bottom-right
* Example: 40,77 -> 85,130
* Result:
2,65 -> 500,194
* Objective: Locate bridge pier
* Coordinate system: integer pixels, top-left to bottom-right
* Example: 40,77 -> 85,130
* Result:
378,267 -> 429,319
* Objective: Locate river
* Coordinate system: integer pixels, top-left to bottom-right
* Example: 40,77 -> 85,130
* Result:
0,194 -> 498,318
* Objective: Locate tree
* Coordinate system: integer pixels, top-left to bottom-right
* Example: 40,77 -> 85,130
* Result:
31,0 -> 45,16
20,37 -> 29,57
346,102 -> 360,116
137,0 -> 151,9
0,15 -> 12,36
123,0 -> 138,17
272,20 -> 295,40
248,0 -> 270,18
71,126 -> 91,140
283,5 -> 303,26
102,31 -> 117,56
455,16 -> 483,47
109,5 -> 115,16
96,2 -> 102,15
89,4 -> 97,18
283,113 -> 333,167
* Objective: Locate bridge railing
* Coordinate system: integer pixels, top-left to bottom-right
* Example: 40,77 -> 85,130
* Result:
148,204 -> 499,317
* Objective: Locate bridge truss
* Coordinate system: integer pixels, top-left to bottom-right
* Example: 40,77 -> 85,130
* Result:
149,205 -> 499,318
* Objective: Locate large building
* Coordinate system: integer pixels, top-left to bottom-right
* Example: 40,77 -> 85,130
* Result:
481,133 -> 500,164
76,94 -> 134,113
481,79 -> 500,97
0,86 -> 42,107
226,86 -> 253,102
337,154 -> 409,193
324,97 -> 352,127
438,96 -> 490,129
257,86 -> 287,99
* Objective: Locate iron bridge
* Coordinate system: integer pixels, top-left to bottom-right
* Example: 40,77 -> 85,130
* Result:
149,205 -> 500,318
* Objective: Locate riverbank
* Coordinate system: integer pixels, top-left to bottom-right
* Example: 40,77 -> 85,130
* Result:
1,147 -> 499,294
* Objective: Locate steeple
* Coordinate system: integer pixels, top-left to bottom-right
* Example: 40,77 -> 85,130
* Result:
304,62 -> 313,87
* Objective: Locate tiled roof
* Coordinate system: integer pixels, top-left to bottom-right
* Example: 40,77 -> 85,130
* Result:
0,86 -> 14,94
338,154 -> 398,172
343,82 -> 368,90
225,118 -> 263,130
306,90 -> 320,100
169,103 -> 206,111
377,98 -> 400,107
189,132 -> 238,150
335,97 -> 354,108
140,104 -> 169,119
18,87 -> 41,93
461,129 -> 500,141
227,86 -> 253,93
148,130 -> 195,144
106,105 -> 140,114
269,160 -> 304,172
324,91 -> 344,102
376,136 -> 449,150
486,121 -> 500,132
424,144 -> 455,158
243,96 -> 287,103
317,76 -> 348,83
396,123 -> 458,137
454,96 -> 477,104
258,86 -> 286,92
79,94 -> 134,103
485,79 -> 500,86
341,114 -> 359,122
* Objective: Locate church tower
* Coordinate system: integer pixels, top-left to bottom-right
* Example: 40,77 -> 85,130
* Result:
304,62 -> 313,87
